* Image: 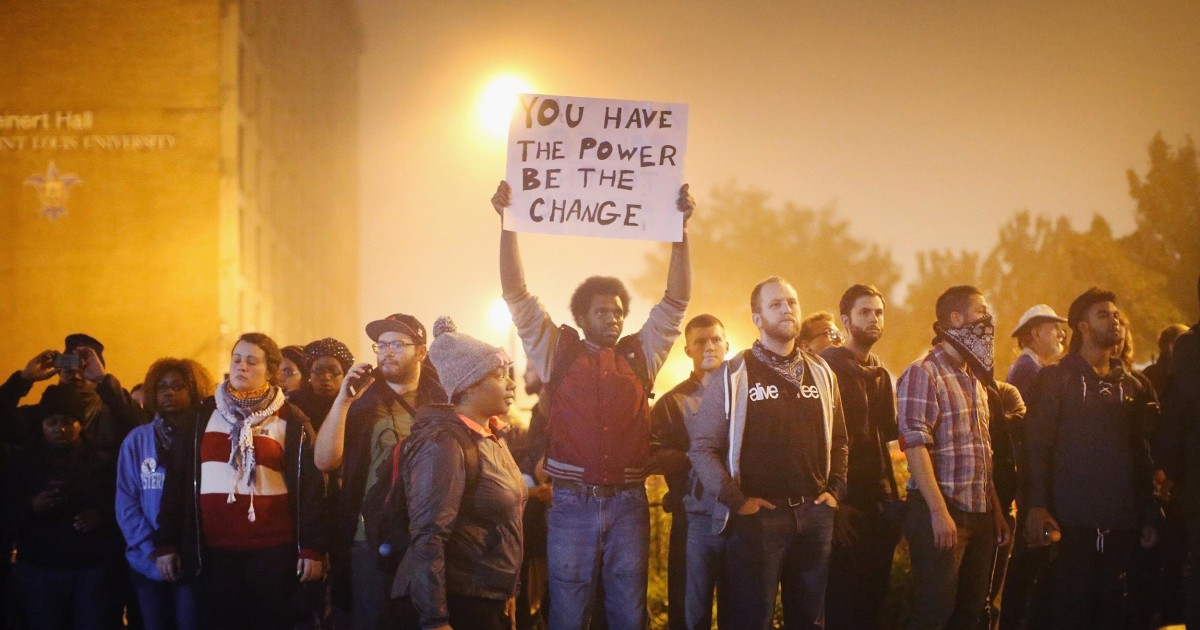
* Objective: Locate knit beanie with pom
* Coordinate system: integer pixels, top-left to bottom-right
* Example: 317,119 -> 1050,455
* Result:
427,316 -> 511,400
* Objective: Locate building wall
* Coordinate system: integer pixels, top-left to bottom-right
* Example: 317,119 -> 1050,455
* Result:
0,0 -> 225,388
235,0 -> 362,355
0,0 -> 360,392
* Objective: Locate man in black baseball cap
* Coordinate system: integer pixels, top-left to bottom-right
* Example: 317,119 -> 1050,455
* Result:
314,313 -> 445,629
364,313 -> 427,346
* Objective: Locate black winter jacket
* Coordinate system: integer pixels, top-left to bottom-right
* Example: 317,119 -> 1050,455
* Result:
1026,353 -> 1159,530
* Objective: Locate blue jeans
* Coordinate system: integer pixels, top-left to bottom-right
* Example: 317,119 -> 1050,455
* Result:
547,483 -> 649,630
724,502 -> 835,630
130,569 -> 199,630
15,561 -> 121,630
683,512 -> 730,630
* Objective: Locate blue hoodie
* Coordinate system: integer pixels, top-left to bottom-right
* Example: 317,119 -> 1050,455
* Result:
116,419 -> 168,580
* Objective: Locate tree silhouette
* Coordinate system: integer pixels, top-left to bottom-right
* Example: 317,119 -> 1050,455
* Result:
1126,133 -> 1200,324
634,181 -> 901,358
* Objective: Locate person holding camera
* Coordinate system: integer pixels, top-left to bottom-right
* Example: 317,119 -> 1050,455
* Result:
0,334 -> 140,459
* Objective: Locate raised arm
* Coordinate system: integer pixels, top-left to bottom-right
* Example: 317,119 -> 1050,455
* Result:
314,362 -> 374,471
665,184 -> 694,304
492,180 -> 561,383
492,181 -> 527,297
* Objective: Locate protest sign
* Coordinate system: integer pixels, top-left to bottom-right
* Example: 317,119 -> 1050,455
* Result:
504,94 -> 688,242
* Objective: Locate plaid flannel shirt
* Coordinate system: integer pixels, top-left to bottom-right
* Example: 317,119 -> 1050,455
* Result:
897,345 -> 993,513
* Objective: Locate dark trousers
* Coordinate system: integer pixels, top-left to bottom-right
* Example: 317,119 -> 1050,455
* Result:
1128,505 -> 1185,629
1048,527 -> 1136,630
14,561 -> 121,630
978,513 -> 1015,630
998,530 -> 1053,629
903,491 -> 995,630
825,503 -> 900,630
667,510 -> 688,630
447,594 -> 509,630
724,502 -> 835,630
390,594 -> 509,630
194,544 -> 298,630
344,540 -> 388,630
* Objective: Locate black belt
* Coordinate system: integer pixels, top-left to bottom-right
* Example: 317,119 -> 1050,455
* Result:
554,479 -> 642,498
763,496 -> 817,507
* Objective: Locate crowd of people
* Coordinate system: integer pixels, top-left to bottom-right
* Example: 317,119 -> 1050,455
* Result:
1,179 -> 1198,630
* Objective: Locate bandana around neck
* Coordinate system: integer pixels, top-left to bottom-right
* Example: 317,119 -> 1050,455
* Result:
935,314 -> 996,381
215,380 -> 286,522
750,340 -> 806,390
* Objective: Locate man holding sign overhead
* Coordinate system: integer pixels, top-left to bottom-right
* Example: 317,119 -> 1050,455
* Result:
489,92 -> 692,629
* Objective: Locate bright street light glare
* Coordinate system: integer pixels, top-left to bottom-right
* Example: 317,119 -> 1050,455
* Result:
478,75 -> 531,138
489,297 -> 512,333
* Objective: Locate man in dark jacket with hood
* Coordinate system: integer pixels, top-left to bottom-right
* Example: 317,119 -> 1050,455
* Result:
820,284 -> 900,630
314,314 -> 445,630
1025,288 -> 1160,629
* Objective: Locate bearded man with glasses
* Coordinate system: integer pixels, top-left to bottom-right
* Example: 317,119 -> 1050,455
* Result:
313,314 -> 446,630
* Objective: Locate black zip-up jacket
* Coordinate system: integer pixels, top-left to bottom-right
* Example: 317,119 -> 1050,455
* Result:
1026,353 -> 1159,530
649,373 -> 703,513
819,347 -> 899,508
153,396 -> 327,576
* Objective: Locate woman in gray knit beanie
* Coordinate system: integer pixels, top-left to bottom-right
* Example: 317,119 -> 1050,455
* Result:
390,316 -> 525,630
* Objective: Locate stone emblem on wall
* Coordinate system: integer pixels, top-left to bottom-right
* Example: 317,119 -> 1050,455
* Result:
25,161 -> 82,221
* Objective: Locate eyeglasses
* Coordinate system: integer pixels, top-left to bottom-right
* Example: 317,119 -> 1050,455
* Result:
372,341 -> 420,354
279,368 -> 300,378
311,366 -> 344,377
807,329 -> 843,344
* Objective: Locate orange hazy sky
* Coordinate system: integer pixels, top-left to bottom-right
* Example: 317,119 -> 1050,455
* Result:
355,0 -> 1200,358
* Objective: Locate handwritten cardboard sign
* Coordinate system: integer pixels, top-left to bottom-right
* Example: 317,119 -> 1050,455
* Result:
504,94 -> 688,242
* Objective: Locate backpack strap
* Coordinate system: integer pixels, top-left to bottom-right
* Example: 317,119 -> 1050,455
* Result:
617,333 -> 654,399
382,435 -> 410,509
545,325 -> 584,403
446,424 -> 482,493
546,326 -> 655,401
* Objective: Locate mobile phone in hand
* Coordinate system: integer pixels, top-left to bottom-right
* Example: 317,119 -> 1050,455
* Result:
346,367 -> 373,397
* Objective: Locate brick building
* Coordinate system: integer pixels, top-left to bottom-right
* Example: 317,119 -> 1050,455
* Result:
0,0 -> 361,385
